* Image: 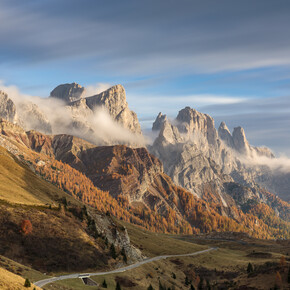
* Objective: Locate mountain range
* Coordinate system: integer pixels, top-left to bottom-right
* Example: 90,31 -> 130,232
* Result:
0,83 -> 288,240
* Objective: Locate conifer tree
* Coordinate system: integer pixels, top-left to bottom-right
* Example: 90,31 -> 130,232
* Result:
116,281 -> 121,290
110,243 -> 117,259
102,279 -> 107,288
24,278 -> 31,287
247,262 -> 254,273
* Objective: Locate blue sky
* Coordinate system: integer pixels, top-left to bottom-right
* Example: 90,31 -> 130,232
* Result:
1,0 -> 290,155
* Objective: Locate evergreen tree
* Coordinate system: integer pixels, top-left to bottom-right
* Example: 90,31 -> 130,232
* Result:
102,279 -> 107,288
247,262 -> 254,273
185,276 -> 190,285
172,272 -> 176,279
191,285 -> 196,290
159,280 -> 165,290
116,281 -> 121,290
288,267 -> 290,283
110,243 -> 117,259
206,279 -> 211,290
147,284 -> 154,290
24,278 -> 31,287
198,277 -> 204,290
121,247 -> 127,263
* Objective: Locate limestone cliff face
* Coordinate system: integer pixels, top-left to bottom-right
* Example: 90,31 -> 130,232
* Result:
152,112 -> 167,131
0,91 -> 17,123
218,122 -> 234,148
50,82 -> 85,103
150,107 -> 287,213
0,83 -> 143,146
17,102 -> 52,134
70,84 -> 142,135
176,107 -> 217,145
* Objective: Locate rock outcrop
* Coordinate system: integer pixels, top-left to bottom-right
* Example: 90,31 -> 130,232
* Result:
0,83 -> 143,146
17,102 -> 52,134
218,122 -> 234,148
0,91 -> 17,123
50,82 -> 85,103
150,107 -> 288,214
176,107 -> 217,145
152,112 -> 167,131
70,84 -> 142,135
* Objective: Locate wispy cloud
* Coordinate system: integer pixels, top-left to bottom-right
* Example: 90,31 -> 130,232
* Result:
1,1 -> 290,75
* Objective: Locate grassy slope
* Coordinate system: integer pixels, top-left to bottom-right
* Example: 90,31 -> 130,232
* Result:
0,267 -> 41,290
118,220 -> 206,256
0,146 -> 64,206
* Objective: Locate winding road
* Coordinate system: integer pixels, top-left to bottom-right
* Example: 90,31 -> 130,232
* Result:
34,247 -> 218,288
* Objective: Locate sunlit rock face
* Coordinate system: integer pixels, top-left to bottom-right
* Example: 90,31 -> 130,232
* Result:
50,82 -> 85,103
150,106 -> 289,209
152,112 -> 167,131
1,83 -> 143,146
0,91 -> 17,123
71,84 -> 142,135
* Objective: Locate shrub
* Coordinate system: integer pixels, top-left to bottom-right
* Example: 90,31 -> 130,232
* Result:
110,244 -> 117,259
102,279 -> 107,288
21,220 -> 32,235
116,281 -> 121,290
247,262 -> 254,273
24,278 -> 31,287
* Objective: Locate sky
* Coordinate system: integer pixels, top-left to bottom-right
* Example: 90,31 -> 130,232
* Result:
0,0 -> 290,155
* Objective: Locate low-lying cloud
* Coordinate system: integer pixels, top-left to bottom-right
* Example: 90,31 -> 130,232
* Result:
0,81 -> 146,147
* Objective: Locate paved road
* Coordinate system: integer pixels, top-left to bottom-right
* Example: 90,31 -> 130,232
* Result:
34,247 -> 217,288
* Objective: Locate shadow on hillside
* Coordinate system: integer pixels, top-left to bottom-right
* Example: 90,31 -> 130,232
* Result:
0,204 -> 109,273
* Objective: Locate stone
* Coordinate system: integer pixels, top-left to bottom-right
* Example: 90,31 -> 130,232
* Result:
152,112 -> 167,131
0,91 -> 17,123
50,82 -> 85,103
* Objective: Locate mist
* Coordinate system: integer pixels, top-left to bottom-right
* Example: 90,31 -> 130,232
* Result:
83,82 -> 112,98
240,151 -> 290,174
0,81 -> 146,147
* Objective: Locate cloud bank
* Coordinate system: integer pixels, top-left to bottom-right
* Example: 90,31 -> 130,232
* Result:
0,81 -> 145,146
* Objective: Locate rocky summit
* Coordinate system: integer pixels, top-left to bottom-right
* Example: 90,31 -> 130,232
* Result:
150,107 -> 289,206
69,84 -> 142,135
50,82 -> 85,103
0,83 -> 142,146
0,90 -> 17,123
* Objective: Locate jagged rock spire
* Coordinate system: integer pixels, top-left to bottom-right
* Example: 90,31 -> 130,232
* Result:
152,112 -> 167,131
218,121 -> 234,148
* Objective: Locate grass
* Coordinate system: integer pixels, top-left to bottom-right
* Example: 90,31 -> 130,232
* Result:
0,254 -> 48,283
44,278 -> 98,290
0,267 -> 42,289
119,220 -> 207,257
0,146 -> 59,205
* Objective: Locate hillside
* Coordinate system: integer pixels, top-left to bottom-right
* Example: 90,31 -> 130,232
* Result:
0,118 -> 288,239
0,267 -> 41,290
0,146 -> 63,206
0,143 -> 142,274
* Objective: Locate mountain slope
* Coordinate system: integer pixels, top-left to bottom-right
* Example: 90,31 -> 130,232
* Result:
0,267 -> 41,290
1,121 -> 287,238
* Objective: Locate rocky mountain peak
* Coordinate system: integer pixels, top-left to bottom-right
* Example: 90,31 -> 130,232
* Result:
156,120 -> 182,145
85,84 -> 126,112
218,121 -> 234,148
176,106 -> 217,145
50,82 -> 85,103
82,84 -> 142,134
152,112 -> 167,131
232,126 -> 249,154
0,90 -> 17,123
